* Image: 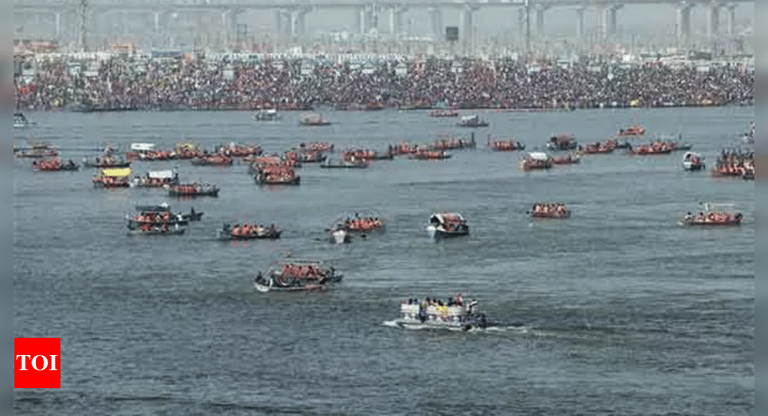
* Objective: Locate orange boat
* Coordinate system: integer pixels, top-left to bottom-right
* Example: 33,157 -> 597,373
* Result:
528,203 -> 570,218
617,124 -> 646,136
429,109 -> 459,117
581,140 -> 616,154
678,203 -> 742,226
626,142 -> 673,155
488,139 -> 525,152
409,150 -> 452,160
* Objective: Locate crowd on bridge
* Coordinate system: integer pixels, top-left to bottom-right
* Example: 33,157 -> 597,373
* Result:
14,55 -> 754,111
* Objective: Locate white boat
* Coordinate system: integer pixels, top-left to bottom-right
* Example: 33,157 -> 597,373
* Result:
330,228 -> 350,244
391,295 -> 487,331
427,212 -> 469,238
682,152 -> 705,171
456,115 -> 489,128
14,113 -> 30,129
253,109 -> 281,121
131,170 -> 179,187
130,143 -> 156,152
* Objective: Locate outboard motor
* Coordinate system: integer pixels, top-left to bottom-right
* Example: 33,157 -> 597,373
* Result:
418,307 -> 427,323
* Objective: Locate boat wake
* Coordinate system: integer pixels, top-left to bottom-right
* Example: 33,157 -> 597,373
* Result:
382,320 -> 537,334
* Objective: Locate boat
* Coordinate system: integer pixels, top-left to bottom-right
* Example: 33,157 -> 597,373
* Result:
551,153 -> 580,165
93,168 -> 132,188
743,122 -> 755,144
191,154 -> 233,166
14,112 -> 30,128
14,142 -> 58,158
253,259 -> 343,292
126,210 -> 188,230
320,158 -> 369,169
82,156 -> 131,168
299,142 -> 335,153
391,294 -> 488,331
429,135 -> 476,151
682,152 -> 705,171
677,203 -> 743,226
32,159 -> 79,171
580,141 -> 616,154
299,113 -> 332,126
168,183 -> 220,197
617,124 -> 646,136
218,143 -> 263,158
284,150 -> 327,163
456,115 -> 489,128
127,223 -> 186,236
521,152 -> 553,170
253,108 -> 281,121
217,223 -> 282,240
329,225 -> 350,244
528,203 -> 570,218
546,134 -> 577,151
341,149 -> 394,161
427,212 -> 469,238
134,203 -> 202,221
254,166 -> 301,185
131,170 -> 179,187
488,139 -> 525,152
333,211 -> 386,233
429,109 -> 459,117
173,142 -> 203,159
625,142 -> 673,155
409,150 -> 452,160
181,208 -> 204,221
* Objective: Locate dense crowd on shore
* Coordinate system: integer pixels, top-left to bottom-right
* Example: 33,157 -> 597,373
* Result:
14,56 -> 754,111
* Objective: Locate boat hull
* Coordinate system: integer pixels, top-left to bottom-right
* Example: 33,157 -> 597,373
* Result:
127,228 -> 186,236
428,225 -> 469,239
216,229 -> 282,240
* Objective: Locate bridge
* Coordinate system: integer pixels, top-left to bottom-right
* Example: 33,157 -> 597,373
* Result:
14,0 -> 754,53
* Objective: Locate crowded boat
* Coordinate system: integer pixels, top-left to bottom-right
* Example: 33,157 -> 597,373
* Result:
254,166 -> 301,185
284,149 -> 326,163
254,258 -> 342,292
488,139 -> 525,151
217,142 -> 263,158
299,142 -> 335,153
321,157 -> 369,169
529,203 -> 571,218
552,153 -> 580,165
334,211 -> 386,233
678,203 -> 743,226
617,124 -> 646,136
32,158 -> 79,171
168,183 -> 220,197
127,209 -> 188,230
14,142 -> 58,158
217,222 -> 282,240
341,148 -> 393,161
82,154 -> 131,168
393,294 -> 487,331
580,140 -> 616,154
173,142 -> 203,159
191,154 -> 233,166
131,170 -> 180,187
92,168 -> 131,188
429,109 -> 459,117
409,150 -> 452,160
521,152 -> 553,170
127,223 -> 186,236
547,134 -> 578,151
429,135 -> 476,151
710,148 -> 754,179
428,212 -> 469,238
625,142 -> 673,155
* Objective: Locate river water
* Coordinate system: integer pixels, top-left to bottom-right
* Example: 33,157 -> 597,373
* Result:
14,107 -> 753,415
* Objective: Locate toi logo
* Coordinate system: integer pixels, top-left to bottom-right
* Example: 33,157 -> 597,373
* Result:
15,338 -> 61,388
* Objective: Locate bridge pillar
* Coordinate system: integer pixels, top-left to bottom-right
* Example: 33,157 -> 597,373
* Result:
604,4 -> 623,39
707,3 -> 721,41
535,5 -> 549,37
54,11 -> 62,40
676,2 -> 693,46
429,7 -> 443,40
726,3 -> 736,35
460,5 -> 479,55
575,7 -> 585,40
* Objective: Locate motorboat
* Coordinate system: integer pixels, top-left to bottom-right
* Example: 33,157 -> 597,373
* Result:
333,211 -> 386,233
320,158 -> 369,169
253,108 -> 281,121
340,149 -> 394,161
551,153 -> 580,165
581,140 -> 616,154
299,113 -> 332,126
429,109 -> 459,117
617,124 -> 646,136
32,159 -> 79,171
253,258 -> 342,292
391,294 -> 488,331
677,203 -> 742,226
409,150 -> 452,160
429,135 -> 476,151
488,139 -> 525,152
217,223 -> 282,240
456,115 -> 489,128
428,212 -> 469,238
625,142 -> 673,155
126,210 -> 188,230
521,152 -> 553,170
127,223 -> 186,236
682,152 -> 705,171
131,170 -> 179,187
546,134 -> 577,151
528,203 -> 571,218
168,183 -> 220,197
83,155 -> 131,168
191,154 -> 233,166
254,166 -> 301,185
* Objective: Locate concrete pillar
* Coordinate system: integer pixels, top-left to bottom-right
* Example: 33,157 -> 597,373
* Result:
356,6 -> 368,35
707,4 -> 721,40
154,11 -> 161,33
460,6 -> 476,54
726,3 -> 736,35
575,7 -> 585,39
429,7 -> 443,40
607,5 -> 622,37
676,2 -> 693,46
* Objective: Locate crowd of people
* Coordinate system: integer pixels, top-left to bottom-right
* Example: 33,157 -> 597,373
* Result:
14,56 -> 754,111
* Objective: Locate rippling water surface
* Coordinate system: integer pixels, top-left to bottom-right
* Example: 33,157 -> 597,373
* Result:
15,107 -> 753,415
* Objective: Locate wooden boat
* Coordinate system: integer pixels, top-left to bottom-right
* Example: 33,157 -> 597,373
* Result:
488,139 -> 525,151
82,155 -> 131,168
217,223 -> 282,240
551,153 -> 580,165
127,225 -> 186,236
131,170 -> 179,187
581,141 -> 616,154
191,155 -> 233,166
677,203 -> 743,226
409,150 -> 452,160
254,166 -> 300,185
546,134 -> 577,151
168,183 -> 220,197
333,211 -> 386,233
617,124 -> 646,136
32,159 -> 79,171
320,159 -> 369,169
429,109 -> 459,117
341,149 -> 394,161
626,143 -> 673,155
127,211 -> 188,230
93,168 -> 131,188
528,203 -> 571,218
427,212 -> 469,238
253,259 -> 342,292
